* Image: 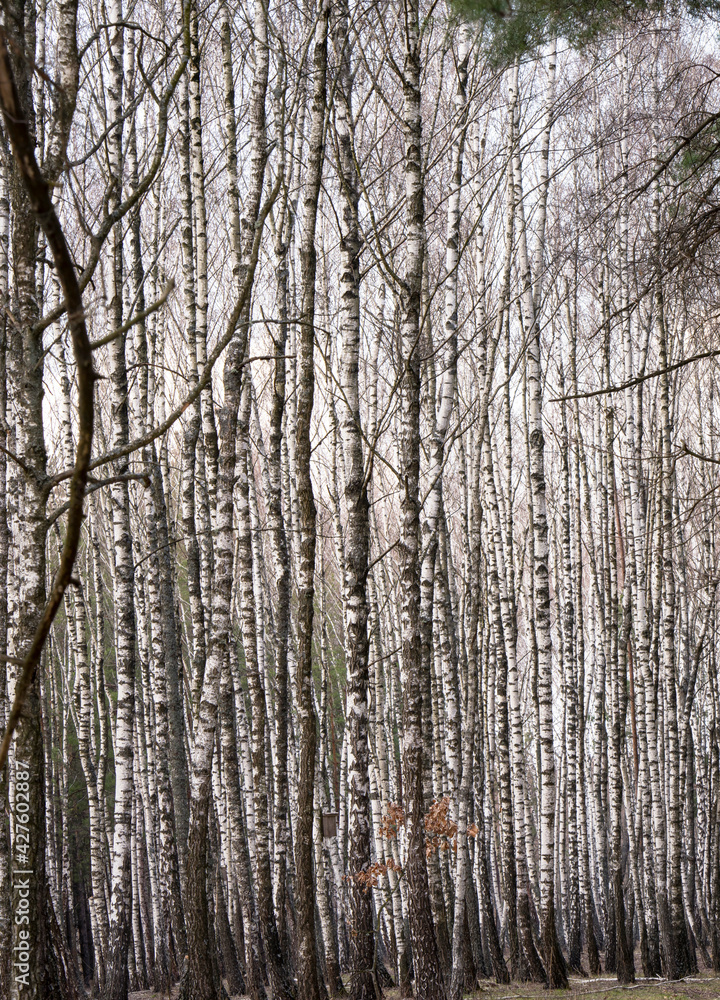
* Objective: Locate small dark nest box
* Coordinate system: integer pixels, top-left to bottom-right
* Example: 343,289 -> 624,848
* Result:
322,812 -> 338,839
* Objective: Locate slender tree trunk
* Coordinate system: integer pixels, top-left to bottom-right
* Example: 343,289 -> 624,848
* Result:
510,52 -> 568,991
398,2 -> 446,995
238,379 -> 295,999
656,271 -> 692,979
333,3 -> 377,994
294,5 -> 330,999
559,382 -> 582,974
104,8 -> 138,997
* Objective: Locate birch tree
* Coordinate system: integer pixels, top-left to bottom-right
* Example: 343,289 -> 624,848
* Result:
0,5 -> 718,1000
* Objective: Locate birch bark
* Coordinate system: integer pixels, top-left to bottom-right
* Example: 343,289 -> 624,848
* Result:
104,6 -> 140,996
294,5 -> 330,999
509,53 -> 567,989
398,1 -> 446,994
333,1 -> 377,994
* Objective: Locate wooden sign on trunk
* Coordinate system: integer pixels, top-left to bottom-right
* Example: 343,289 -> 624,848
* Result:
322,812 -> 338,839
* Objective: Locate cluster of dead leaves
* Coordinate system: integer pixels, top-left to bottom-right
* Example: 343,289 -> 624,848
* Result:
349,856 -> 403,891
379,802 -> 405,841
423,797 -> 458,856
347,797 -> 480,891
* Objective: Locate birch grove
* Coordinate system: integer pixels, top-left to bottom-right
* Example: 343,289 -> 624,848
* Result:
2,2 -> 720,999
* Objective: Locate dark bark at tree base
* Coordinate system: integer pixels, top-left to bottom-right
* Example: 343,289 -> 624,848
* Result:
543,902 -> 568,989
349,969 -> 379,1000
613,869 -> 635,985
215,866 -> 245,997
519,894 -> 547,983
586,910 -> 602,975
183,798 -> 224,1000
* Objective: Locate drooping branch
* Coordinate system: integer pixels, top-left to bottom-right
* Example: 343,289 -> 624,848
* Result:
0,28 -> 94,771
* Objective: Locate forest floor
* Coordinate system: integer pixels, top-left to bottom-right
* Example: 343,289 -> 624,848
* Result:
128,971 -> 720,1000
464,973 -> 720,1000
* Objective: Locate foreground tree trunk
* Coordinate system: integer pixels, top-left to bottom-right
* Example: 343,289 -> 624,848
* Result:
182,0 -> 272,993
333,3 -> 378,996
1,2 -> 84,996
510,51 -> 568,991
103,9 -> 139,1000
398,2 -> 446,996
294,5 -> 330,999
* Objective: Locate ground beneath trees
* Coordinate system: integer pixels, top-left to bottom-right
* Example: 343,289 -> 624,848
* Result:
468,974 -> 720,1000
129,972 -> 720,1000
